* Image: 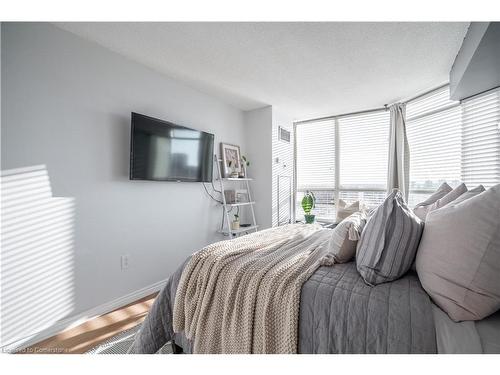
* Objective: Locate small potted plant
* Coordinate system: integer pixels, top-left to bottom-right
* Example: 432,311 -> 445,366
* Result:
301,191 -> 316,224
231,213 -> 240,230
239,155 -> 250,178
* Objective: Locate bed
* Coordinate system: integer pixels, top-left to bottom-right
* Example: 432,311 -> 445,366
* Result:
129,225 -> 439,354
129,223 -> 500,354
432,304 -> 500,354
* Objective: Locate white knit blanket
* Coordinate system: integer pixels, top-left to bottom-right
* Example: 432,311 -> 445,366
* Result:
172,224 -> 334,353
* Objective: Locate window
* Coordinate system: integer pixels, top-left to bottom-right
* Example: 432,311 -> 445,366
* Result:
296,120 -> 335,191
406,86 -> 462,206
295,111 -> 389,222
338,111 -> 389,206
407,86 -> 500,206
461,89 -> 500,187
296,85 -> 500,222
295,120 -> 335,221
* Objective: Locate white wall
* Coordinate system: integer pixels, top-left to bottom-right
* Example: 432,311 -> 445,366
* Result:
242,106 -> 295,230
1,23 -> 248,346
243,106 -> 273,229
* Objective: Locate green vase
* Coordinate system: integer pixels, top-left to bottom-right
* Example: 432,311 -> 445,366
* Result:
304,214 -> 316,224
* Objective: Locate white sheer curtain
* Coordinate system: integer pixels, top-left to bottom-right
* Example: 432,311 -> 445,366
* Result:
387,103 -> 410,201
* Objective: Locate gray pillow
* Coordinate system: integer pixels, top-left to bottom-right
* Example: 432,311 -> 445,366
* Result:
444,184 -> 485,207
427,183 -> 467,212
356,189 -> 424,286
416,184 -> 500,321
413,182 -> 452,221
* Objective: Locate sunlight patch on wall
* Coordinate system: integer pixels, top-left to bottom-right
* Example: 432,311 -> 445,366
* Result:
1,165 -> 75,347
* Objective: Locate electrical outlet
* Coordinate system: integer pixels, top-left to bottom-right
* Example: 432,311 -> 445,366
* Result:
121,255 -> 130,270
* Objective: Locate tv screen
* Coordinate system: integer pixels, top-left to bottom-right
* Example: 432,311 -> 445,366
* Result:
130,112 -> 214,182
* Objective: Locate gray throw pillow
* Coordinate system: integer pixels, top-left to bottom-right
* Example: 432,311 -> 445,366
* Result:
356,189 -> 424,286
413,182 -> 452,221
427,183 -> 467,212
444,184 -> 485,207
416,184 -> 500,321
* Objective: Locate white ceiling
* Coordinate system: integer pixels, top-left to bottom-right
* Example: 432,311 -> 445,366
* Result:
55,22 -> 469,120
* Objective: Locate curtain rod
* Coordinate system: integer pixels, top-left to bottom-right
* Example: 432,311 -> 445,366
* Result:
295,83 -> 450,125
397,82 -> 449,105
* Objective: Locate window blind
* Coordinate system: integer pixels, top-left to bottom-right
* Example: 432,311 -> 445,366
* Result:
406,85 -> 457,121
295,120 -> 335,221
295,120 -> 335,190
337,110 -> 389,206
338,111 -> 389,190
406,87 -> 461,206
461,89 -> 500,187
406,85 -> 500,206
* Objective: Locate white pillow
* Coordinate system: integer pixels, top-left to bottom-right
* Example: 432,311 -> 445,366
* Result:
336,200 -> 365,223
328,211 -> 366,263
413,182 -> 452,221
411,183 -> 470,270
416,184 -> 500,321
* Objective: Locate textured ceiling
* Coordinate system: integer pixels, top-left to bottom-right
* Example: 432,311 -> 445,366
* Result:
55,22 -> 469,119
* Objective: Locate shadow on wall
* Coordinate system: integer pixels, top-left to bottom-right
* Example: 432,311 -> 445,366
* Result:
1,165 -> 75,348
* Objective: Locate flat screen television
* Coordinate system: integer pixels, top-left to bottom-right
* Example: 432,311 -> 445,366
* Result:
130,112 -> 214,182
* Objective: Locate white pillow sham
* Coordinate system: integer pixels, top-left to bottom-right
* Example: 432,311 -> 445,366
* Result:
328,211 -> 367,263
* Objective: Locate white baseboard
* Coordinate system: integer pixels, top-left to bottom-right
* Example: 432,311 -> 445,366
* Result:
1,278 -> 167,353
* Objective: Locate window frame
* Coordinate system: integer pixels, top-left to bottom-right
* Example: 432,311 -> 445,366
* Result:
294,84 -> 500,223
293,109 -> 389,223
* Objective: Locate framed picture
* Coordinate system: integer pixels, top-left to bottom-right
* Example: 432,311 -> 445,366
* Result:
220,143 -> 241,177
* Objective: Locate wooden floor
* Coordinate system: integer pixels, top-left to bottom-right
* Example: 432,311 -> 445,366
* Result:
21,293 -> 157,354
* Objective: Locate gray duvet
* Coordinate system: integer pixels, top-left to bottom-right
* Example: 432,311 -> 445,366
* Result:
129,260 -> 436,354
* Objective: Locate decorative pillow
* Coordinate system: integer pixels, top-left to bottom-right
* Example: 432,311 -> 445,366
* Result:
413,182 -> 452,221
444,184 -> 485,207
427,183 -> 467,212
411,184 -> 485,271
336,200 -> 364,223
416,184 -> 500,322
328,212 -> 367,263
356,189 -> 424,286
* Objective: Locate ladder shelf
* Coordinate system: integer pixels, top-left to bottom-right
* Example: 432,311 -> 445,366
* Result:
215,155 -> 258,237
